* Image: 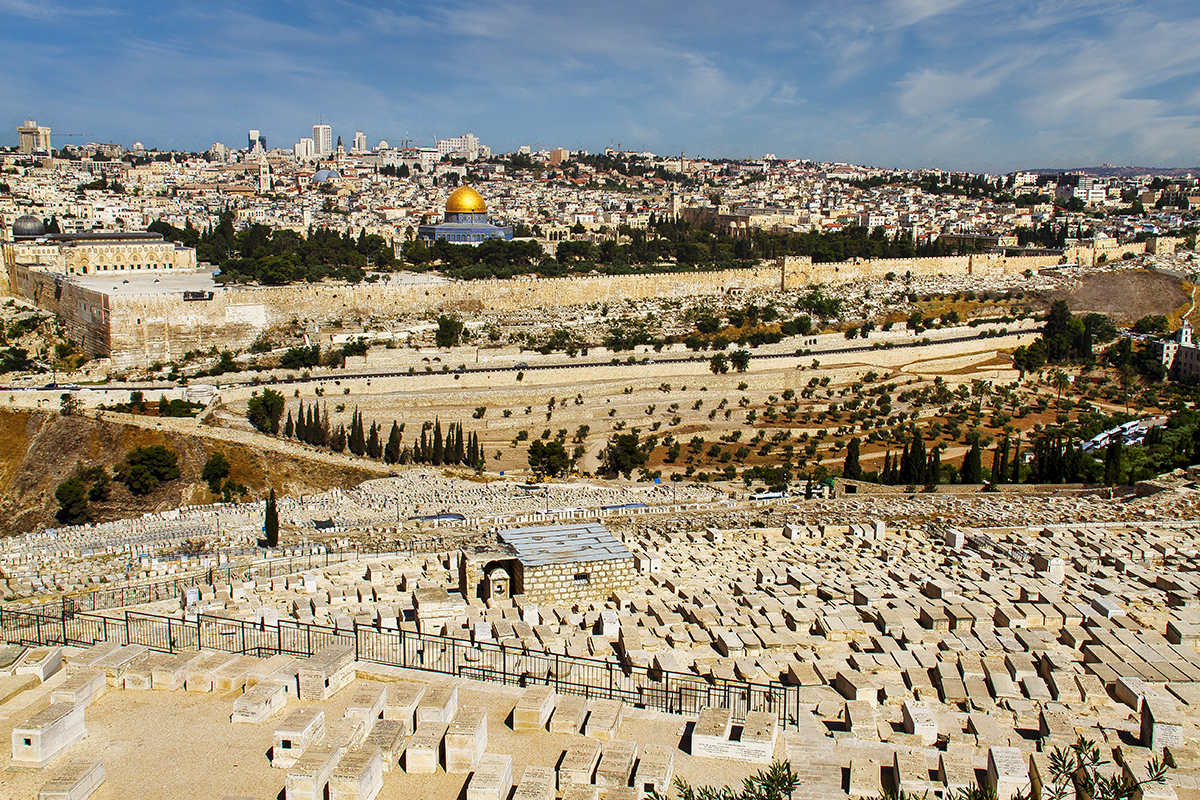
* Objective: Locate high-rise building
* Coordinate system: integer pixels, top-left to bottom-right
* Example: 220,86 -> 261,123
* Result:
313,125 -> 333,158
294,138 -> 315,161
248,129 -> 259,150
353,131 -> 367,154
17,120 -> 52,155
436,133 -> 481,161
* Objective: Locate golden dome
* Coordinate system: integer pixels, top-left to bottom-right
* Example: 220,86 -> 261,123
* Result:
445,185 -> 487,214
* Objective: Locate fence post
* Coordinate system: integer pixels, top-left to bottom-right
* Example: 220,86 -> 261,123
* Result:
241,619 -> 246,655
355,625 -> 360,662
35,613 -> 41,645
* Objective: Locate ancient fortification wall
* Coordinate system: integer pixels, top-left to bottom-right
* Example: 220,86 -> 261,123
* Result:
6,244 -> 1138,369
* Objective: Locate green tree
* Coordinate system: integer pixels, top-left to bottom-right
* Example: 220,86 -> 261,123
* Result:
528,439 -> 570,478
730,350 -> 751,372
202,452 -> 231,493
247,388 -> 285,434
961,435 -> 983,484
709,353 -> 728,374
843,437 -> 862,480
601,433 -> 647,479
385,421 -> 402,464
264,488 -> 279,547
436,315 -> 464,348
118,445 -> 180,495
54,477 -> 89,525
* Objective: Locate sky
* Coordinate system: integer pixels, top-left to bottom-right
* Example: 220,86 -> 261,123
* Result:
2,0 -> 1199,173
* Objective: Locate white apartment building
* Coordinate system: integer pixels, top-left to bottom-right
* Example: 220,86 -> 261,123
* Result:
312,125 -> 333,158
437,133 -> 481,161
294,138 -> 315,161
352,131 -> 368,153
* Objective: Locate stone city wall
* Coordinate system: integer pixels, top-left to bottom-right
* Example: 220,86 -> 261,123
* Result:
7,263 -> 111,357
6,246 -> 1122,369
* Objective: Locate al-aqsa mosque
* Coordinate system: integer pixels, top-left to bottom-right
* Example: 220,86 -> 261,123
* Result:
416,185 -> 513,246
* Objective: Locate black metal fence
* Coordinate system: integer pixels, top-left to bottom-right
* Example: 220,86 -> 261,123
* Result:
0,606 -> 802,729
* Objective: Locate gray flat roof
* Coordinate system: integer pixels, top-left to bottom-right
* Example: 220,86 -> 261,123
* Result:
498,522 -> 632,567
71,270 -> 217,297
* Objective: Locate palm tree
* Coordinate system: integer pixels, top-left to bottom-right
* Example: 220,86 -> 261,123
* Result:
1051,369 -> 1070,400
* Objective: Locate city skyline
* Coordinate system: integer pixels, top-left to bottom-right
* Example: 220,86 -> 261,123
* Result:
2,0 -> 1199,172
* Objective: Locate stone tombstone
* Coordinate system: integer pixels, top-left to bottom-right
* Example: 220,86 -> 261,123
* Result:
988,746 -> 1031,800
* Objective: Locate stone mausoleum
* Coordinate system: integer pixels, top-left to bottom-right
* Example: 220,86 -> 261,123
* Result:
417,186 -> 513,246
459,522 -> 636,604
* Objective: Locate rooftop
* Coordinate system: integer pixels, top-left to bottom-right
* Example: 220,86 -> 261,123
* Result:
497,521 -> 633,567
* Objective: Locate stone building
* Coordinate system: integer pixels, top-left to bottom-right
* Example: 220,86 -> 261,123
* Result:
2,215 -> 198,278
458,522 -> 636,604
1154,321 -> 1200,382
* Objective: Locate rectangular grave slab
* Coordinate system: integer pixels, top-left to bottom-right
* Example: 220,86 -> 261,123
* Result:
298,646 -> 355,702
989,746 -> 1030,800
17,648 -> 63,682
513,685 -> 555,732
330,746 -> 383,800
1141,700 -> 1184,755
232,681 -> 287,724
65,642 -> 117,673
550,694 -> 588,735
248,655 -> 299,688
468,753 -> 515,800
273,709 -> 325,769
691,707 -> 734,759
584,699 -> 623,742
903,701 -> 938,746
12,702 -> 87,768
383,681 -> 426,733
940,752 -> 975,794
344,683 -> 388,735
445,707 -> 488,773
739,711 -> 778,764
635,744 -> 675,799
92,644 -> 148,687
514,765 -> 557,800
416,683 -> 459,726
362,721 -> 405,773
37,758 -> 104,800
559,739 -> 602,787
404,722 -> 447,775
285,745 -> 342,800
150,651 -> 200,691
122,668 -> 152,691
186,652 -> 238,693
596,739 -> 638,787
848,759 -> 882,799
561,785 -> 600,800
895,750 -> 933,795
213,656 -> 260,693
50,670 -> 104,708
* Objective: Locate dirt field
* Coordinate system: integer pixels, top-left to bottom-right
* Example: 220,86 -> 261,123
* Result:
0,409 -> 383,537
1051,269 -> 1190,323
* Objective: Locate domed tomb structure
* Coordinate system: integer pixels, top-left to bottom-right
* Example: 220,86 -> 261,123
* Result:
416,186 -> 513,246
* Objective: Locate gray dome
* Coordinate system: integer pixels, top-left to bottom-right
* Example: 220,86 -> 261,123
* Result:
12,215 -> 45,239
313,169 -> 341,183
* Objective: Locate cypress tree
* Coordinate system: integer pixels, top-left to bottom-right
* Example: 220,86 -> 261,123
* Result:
910,430 -> 926,485
962,436 -> 982,484
1011,436 -> 1021,483
284,410 -> 294,439
367,422 -> 382,459
332,423 -> 346,453
432,418 -> 443,466
882,451 -> 893,485
843,437 -> 862,481
295,401 -> 307,442
306,405 -> 317,445
418,428 -> 428,463
454,424 -> 465,464
996,437 -> 1010,485
349,410 -> 366,456
264,488 -> 278,548
320,403 -> 331,447
385,421 -> 401,464
927,448 -> 941,487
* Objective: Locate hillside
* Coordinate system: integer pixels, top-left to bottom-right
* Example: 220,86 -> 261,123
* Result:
0,409 -> 382,537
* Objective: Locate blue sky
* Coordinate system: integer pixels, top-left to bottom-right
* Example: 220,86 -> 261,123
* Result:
2,0 -> 1198,172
